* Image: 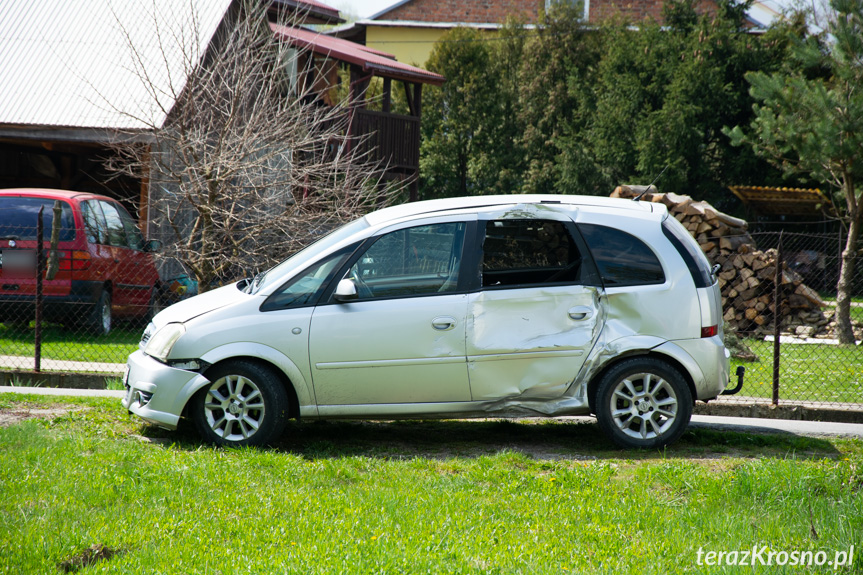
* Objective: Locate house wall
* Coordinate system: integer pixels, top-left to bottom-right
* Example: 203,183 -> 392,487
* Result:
588,0 -> 718,23
366,26 -> 493,67
383,0 -> 543,24
367,0 -> 722,67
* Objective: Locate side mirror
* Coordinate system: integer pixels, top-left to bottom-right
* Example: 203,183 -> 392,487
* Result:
333,278 -> 358,302
144,239 -> 163,253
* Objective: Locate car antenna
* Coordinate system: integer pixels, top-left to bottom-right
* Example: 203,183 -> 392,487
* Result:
632,165 -> 669,201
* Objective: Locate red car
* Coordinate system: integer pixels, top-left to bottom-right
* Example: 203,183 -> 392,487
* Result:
0,189 -> 161,335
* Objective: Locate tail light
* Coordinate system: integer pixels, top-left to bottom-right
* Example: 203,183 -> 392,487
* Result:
701,325 -> 718,338
55,251 -> 92,271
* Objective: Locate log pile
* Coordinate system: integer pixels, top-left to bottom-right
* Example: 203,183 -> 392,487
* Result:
610,185 -> 843,339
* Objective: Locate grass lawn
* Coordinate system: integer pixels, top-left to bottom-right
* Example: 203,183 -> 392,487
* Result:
732,339 -> 863,404
0,323 -> 139,366
1,395 -> 862,573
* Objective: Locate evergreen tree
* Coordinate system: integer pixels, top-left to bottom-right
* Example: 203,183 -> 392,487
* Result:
727,0 -> 863,343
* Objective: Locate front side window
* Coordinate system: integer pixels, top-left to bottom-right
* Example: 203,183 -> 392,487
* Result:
481,219 -> 586,287
579,223 -> 665,286
346,222 -> 466,300
261,248 -> 352,311
116,205 -> 145,251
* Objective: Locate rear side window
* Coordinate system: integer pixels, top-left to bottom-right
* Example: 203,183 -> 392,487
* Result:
0,197 -> 76,241
661,218 -> 714,288
579,223 -> 665,286
482,219 -> 591,287
82,201 -> 108,244
99,201 -> 129,248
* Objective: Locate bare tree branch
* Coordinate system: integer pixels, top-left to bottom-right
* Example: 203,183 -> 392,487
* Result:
105,0 -> 402,291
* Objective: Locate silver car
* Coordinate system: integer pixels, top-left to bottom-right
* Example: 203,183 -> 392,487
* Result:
123,195 -> 734,449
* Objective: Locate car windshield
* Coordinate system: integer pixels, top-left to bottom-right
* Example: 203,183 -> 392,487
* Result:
250,217 -> 369,294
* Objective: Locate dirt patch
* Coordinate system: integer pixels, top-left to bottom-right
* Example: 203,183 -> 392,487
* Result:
59,544 -> 120,573
0,407 -> 81,427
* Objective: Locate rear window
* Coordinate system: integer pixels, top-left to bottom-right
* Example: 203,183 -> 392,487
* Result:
661,218 -> 714,288
0,197 -> 76,241
579,223 -> 665,286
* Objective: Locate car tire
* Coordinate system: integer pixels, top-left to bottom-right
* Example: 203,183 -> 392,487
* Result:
86,290 -> 112,336
192,360 -> 290,447
595,357 -> 692,449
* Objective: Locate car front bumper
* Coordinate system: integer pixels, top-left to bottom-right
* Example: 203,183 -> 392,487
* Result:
122,349 -> 209,430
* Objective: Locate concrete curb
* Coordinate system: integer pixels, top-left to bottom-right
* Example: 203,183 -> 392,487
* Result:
695,399 -> 863,424
0,370 -> 117,390
0,386 -> 125,398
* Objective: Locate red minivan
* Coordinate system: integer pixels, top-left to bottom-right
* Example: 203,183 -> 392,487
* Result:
0,189 -> 161,335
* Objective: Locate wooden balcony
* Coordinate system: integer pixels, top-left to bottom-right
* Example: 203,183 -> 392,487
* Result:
350,109 -> 420,174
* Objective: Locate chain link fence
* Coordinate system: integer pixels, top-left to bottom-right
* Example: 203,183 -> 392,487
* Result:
0,198 -> 178,379
717,228 -> 863,409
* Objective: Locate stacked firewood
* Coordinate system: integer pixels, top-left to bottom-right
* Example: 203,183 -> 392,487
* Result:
611,185 -> 834,338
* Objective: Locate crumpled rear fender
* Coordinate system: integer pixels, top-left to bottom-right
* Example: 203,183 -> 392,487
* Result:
572,335 -> 705,412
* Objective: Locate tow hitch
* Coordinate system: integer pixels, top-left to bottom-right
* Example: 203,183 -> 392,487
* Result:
721,365 -> 745,395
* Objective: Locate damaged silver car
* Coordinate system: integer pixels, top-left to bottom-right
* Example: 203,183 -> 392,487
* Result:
123,195 -> 740,448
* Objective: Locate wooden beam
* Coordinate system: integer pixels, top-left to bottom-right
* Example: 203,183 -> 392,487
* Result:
139,145 -> 151,237
403,81 -> 415,116
382,77 -> 392,113
349,66 -> 371,108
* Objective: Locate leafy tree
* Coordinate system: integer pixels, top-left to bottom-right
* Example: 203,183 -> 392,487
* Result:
557,0 -> 791,205
421,24 -> 526,198
517,5 -> 599,194
419,0 -> 792,209
726,0 -> 863,343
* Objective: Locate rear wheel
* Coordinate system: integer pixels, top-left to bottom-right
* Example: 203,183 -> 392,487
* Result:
191,361 -> 290,447
84,290 -> 112,336
595,357 -> 692,449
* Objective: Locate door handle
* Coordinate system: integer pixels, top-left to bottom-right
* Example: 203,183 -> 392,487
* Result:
432,316 -> 457,331
568,306 -> 594,321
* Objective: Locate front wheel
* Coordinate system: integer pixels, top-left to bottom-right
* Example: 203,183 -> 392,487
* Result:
191,361 -> 290,447
595,358 -> 692,449
145,285 -> 165,323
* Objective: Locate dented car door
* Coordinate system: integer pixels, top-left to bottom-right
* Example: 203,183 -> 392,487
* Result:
466,214 -> 604,401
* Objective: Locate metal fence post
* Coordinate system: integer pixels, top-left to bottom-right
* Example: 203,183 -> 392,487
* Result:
772,230 -> 783,406
35,206 -> 44,372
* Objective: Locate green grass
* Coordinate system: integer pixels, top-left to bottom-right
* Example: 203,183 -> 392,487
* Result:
1,395 -> 862,573
732,339 -> 863,404
0,323 -> 139,366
